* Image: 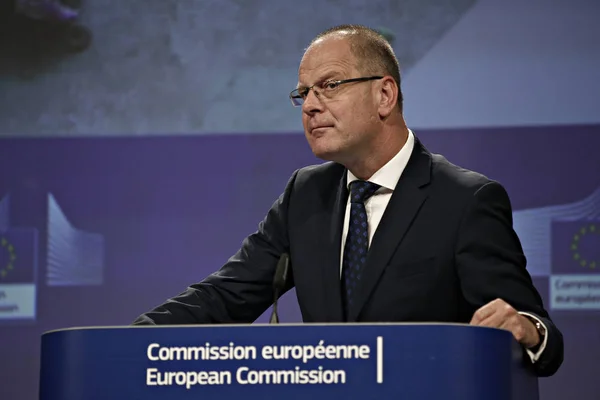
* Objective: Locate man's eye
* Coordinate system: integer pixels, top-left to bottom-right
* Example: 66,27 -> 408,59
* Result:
323,81 -> 339,90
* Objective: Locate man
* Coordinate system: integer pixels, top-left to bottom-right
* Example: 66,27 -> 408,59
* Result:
133,25 -> 563,377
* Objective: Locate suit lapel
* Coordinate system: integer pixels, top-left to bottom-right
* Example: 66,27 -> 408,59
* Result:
348,139 -> 432,321
318,168 -> 347,322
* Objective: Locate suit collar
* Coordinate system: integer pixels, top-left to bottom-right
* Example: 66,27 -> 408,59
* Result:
348,135 -> 432,320
315,135 -> 432,322
400,135 -> 432,188
319,168 -> 348,322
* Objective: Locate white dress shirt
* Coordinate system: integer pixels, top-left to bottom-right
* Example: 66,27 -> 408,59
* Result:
338,128 -> 547,363
340,129 -> 415,273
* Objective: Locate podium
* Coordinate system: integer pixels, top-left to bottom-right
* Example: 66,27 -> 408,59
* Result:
39,323 -> 539,399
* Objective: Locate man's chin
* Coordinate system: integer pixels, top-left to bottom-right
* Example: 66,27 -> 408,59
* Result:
310,145 -> 341,162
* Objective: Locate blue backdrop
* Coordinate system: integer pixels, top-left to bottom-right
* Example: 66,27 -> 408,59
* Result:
1,125 -> 599,399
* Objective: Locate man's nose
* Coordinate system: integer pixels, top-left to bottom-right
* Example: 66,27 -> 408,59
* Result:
302,89 -> 323,114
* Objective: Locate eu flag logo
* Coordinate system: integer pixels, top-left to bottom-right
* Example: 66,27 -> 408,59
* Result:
0,228 -> 38,284
551,221 -> 600,274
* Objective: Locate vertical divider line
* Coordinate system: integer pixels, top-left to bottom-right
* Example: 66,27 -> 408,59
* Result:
376,336 -> 383,383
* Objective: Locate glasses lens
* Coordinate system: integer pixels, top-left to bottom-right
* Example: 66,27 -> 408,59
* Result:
290,90 -> 303,106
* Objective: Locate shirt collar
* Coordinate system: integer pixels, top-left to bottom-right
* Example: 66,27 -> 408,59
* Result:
347,129 -> 415,191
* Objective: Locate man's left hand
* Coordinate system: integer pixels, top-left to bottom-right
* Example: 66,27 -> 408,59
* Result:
470,298 -> 540,348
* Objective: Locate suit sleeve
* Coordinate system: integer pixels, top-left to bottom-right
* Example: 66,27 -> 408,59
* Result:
131,170 -> 297,325
455,180 -> 564,377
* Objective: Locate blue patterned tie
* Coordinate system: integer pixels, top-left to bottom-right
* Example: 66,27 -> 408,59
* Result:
341,180 -> 380,319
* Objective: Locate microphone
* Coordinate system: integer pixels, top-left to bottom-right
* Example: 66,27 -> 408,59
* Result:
269,253 -> 290,324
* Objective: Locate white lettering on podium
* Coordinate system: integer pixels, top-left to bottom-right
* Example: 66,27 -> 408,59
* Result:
145,337 -> 383,388
261,340 -> 370,363
147,342 -> 257,361
236,366 -> 345,384
147,368 -> 231,388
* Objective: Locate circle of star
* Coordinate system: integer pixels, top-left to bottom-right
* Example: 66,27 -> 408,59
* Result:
571,223 -> 598,270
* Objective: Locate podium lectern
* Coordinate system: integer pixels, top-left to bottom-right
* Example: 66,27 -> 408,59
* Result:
39,323 -> 539,400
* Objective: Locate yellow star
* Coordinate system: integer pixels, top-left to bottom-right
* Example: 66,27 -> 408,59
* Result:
7,244 -> 13,252
574,253 -> 580,260
591,262 -> 597,269
7,264 -> 13,270
591,225 -> 597,232
571,244 -> 578,250
581,227 -> 587,235
581,260 -> 587,267
1,238 -> 6,246
0,270 -> 5,278
574,234 -> 580,241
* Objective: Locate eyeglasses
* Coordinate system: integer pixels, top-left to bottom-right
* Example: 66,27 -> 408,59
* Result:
289,76 -> 383,107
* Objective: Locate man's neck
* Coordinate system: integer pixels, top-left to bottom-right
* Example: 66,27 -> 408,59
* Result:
346,126 -> 409,180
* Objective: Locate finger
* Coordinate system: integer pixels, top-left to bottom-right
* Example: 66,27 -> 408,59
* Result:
470,300 -> 502,324
470,304 -> 493,324
474,309 -> 505,328
477,303 -> 518,328
471,299 -> 516,324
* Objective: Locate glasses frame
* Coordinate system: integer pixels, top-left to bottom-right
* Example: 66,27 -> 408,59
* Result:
289,76 -> 384,107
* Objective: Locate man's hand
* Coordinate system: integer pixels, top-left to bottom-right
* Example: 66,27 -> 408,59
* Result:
470,298 -> 540,348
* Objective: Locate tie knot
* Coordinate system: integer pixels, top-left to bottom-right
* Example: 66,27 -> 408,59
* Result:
349,180 -> 380,204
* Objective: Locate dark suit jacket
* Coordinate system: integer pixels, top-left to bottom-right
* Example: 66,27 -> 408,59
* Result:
133,136 -> 563,377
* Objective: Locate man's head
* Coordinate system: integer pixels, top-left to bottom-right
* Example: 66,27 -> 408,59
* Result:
293,25 -> 405,168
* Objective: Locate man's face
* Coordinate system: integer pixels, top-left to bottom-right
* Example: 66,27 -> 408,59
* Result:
297,36 -> 380,165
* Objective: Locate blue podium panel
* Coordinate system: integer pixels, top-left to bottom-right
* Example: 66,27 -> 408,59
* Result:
39,323 -> 538,400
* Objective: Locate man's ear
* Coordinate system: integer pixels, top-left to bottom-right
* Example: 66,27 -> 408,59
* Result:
377,76 -> 398,118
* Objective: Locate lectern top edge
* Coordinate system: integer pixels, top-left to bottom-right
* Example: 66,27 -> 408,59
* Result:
41,321 -> 507,335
